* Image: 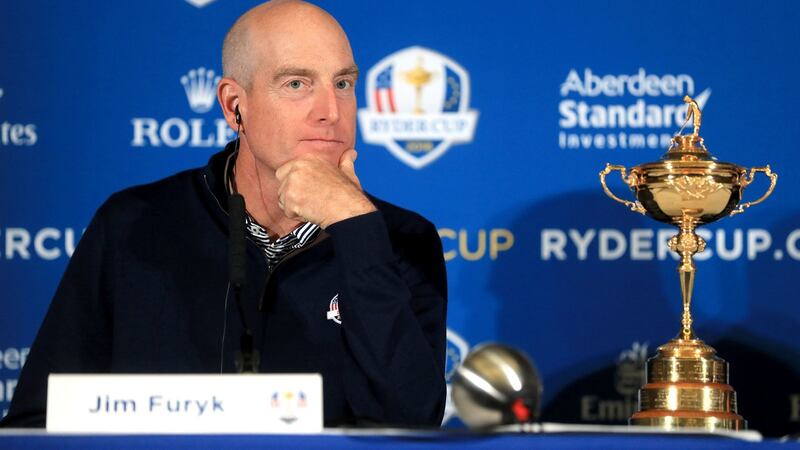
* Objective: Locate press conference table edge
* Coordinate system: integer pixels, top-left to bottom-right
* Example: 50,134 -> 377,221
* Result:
2,425 -> 799,449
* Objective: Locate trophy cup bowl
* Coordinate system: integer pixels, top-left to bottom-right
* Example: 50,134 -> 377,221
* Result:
599,96 -> 777,431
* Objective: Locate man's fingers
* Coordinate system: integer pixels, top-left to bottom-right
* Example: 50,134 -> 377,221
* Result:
275,160 -> 292,182
338,149 -> 360,187
275,151 -> 367,226
277,154 -> 328,181
338,149 -> 357,170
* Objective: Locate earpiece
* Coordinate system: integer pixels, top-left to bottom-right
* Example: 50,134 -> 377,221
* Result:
233,104 -> 242,155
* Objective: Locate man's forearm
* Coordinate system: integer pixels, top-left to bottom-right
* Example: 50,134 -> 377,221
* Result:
326,211 -> 447,425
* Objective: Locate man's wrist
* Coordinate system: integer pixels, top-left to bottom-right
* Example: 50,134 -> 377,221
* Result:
321,195 -> 377,229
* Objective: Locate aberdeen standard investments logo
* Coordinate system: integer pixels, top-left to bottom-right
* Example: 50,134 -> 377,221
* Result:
558,68 -> 710,151
131,67 -> 234,148
358,47 -> 478,169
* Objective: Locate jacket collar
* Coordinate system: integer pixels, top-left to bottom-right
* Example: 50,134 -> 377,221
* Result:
201,139 -> 238,214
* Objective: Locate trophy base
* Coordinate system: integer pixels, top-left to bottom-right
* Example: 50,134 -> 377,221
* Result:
630,411 -> 746,431
629,337 -> 747,432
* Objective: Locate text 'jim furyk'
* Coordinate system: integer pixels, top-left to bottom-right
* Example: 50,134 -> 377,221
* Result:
88,394 -> 224,416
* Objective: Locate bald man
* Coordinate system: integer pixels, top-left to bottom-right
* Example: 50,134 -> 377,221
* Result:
1,0 -> 446,428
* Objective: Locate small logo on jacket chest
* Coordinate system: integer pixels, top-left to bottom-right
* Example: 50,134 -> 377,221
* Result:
326,294 -> 341,324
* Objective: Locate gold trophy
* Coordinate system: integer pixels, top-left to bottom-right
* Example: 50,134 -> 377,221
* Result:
404,56 -> 434,115
599,96 -> 777,431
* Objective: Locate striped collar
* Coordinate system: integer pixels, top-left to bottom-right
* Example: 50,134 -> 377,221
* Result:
244,215 -> 320,269
225,150 -> 321,268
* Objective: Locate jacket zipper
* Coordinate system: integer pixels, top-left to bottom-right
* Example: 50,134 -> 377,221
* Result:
202,172 -> 329,310
258,230 -> 329,310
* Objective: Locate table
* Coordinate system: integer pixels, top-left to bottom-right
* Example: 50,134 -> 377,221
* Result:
1,427 -> 799,450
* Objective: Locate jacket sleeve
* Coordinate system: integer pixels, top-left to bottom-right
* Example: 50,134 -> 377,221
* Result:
326,210 -> 447,427
0,204 -> 113,428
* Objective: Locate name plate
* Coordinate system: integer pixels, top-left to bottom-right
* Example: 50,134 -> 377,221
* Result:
46,374 -> 323,434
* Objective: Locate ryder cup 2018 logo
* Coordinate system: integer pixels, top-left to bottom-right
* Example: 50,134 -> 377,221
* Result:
443,328 -> 469,425
270,390 -> 308,424
358,47 -> 479,169
326,294 -> 341,325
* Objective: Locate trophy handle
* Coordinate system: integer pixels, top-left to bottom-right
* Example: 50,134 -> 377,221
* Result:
731,165 -> 778,216
599,164 -> 646,214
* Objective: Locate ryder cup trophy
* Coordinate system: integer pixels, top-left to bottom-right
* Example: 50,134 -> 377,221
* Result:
599,96 -> 777,431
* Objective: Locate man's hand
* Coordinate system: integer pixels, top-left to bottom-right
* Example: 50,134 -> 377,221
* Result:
275,149 -> 377,229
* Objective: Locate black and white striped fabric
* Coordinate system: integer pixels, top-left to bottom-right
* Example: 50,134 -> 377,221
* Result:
243,214 -> 320,269
226,151 -> 321,269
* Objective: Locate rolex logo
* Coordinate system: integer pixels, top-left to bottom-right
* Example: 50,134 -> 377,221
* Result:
131,66 -> 233,148
181,67 -> 220,114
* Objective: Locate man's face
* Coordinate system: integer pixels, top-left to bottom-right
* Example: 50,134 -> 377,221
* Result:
242,16 -> 358,172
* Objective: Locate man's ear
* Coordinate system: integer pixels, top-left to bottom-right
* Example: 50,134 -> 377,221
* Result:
217,77 -> 245,132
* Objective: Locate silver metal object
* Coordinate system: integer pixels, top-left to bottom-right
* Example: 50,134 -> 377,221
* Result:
451,343 -> 542,428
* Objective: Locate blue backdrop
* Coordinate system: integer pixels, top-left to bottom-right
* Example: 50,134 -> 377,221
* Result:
1,0 -> 799,436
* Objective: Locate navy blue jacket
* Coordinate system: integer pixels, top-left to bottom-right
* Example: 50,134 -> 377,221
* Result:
1,144 -> 447,428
